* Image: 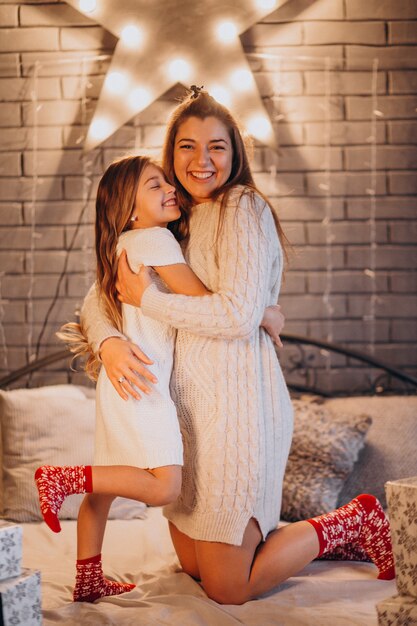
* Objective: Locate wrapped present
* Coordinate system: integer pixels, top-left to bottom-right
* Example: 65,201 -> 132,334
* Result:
0,521 -> 22,582
385,476 -> 417,597
377,594 -> 417,626
0,568 -> 41,626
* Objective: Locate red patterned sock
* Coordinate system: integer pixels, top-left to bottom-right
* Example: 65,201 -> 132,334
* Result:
318,542 -> 371,562
73,554 -> 135,603
307,494 -> 395,580
34,465 -> 93,533
355,494 -> 395,580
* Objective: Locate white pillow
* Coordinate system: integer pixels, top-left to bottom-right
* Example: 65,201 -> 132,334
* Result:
0,385 -> 147,523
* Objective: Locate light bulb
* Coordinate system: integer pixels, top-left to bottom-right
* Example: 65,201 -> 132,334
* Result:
255,0 -> 277,9
128,86 -> 152,109
210,85 -> 231,107
230,68 -> 253,91
79,0 -> 96,13
167,59 -> 192,82
121,24 -> 144,48
247,114 -> 272,141
105,71 -> 129,94
90,117 -> 113,141
216,21 -> 238,43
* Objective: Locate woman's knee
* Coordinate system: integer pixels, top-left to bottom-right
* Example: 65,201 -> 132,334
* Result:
202,577 -> 251,605
195,518 -> 262,605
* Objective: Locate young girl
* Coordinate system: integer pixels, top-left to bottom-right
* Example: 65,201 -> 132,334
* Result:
34,155 -> 211,603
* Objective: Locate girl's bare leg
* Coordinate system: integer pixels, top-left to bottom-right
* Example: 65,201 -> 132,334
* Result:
75,465 -> 182,559
77,493 -> 115,559
91,465 -> 181,507
170,517 -> 319,605
75,492 -> 135,601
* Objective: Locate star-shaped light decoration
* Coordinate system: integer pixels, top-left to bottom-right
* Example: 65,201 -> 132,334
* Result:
64,0 -> 290,151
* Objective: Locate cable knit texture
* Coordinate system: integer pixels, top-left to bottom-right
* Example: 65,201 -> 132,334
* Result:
81,187 -> 294,545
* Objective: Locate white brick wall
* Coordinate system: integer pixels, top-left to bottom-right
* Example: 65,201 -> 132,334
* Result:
0,0 -> 415,394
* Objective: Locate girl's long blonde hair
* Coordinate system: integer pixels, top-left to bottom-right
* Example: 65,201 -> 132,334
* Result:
58,155 -> 161,379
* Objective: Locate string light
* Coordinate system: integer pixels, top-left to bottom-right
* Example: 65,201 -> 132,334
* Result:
210,85 -> 232,107
120,24 -> 144,48
79,0 -> 96,12
216,21 -> 238,43
247,114 -> 273,141
167,58 -> 192,81
105,71 -> 129,94
255,0 -> 277,9
128,86 -> 152,109
230,68 -> 253,91
90,117 -> 113,141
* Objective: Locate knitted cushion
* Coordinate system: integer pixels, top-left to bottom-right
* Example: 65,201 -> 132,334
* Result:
0,385 -> 147,523
281,399 -> 372,522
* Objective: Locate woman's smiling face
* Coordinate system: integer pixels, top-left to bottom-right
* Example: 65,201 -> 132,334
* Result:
173,116 -> 233,205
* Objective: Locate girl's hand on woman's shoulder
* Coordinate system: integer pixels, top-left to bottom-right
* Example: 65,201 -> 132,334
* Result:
261,304 -> 284,348
99,336 -> 158,401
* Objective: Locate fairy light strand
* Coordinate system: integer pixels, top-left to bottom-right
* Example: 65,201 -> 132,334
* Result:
27,60 -> 40,363
322,56 -> 334,346
367,58 -> 380,355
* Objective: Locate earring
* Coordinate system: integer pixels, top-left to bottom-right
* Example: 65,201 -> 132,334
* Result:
130,215 -> 138,222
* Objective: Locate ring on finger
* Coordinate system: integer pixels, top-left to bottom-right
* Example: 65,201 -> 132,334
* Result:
118,375 -> 126,384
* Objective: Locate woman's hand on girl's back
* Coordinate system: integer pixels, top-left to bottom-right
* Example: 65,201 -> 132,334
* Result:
99,336 -> 158,401
261,305 -> 285,348
116,249 -> 153,307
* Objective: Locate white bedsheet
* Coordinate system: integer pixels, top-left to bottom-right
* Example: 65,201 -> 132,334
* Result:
22,507 -> 395,626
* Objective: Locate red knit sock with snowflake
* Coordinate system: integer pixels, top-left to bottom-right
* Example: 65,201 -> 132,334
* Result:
307,494 -> 395,580
318,542 -> 371,562
73,553 -> 135,603
34,465 -> 93,533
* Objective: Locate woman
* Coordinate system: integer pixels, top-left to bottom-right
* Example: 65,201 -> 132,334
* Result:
80,89 -> 394,604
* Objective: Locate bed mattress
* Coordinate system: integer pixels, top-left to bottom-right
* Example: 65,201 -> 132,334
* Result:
21,507 -> 395,625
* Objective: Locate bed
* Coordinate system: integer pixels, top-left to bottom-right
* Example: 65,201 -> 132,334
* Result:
1,336 -> 416,626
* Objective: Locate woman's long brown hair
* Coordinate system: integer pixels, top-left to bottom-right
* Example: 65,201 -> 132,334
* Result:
162,90 -> 289,258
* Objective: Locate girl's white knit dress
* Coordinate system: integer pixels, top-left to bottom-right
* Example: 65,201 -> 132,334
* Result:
94,227 -> 184,469
83,188 -> 294,545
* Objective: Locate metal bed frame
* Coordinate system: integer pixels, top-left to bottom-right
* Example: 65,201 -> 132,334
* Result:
1,333 -> 416,396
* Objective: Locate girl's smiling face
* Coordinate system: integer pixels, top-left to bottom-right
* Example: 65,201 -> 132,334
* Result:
173,116 -> 233,205
131,164 -> 181,229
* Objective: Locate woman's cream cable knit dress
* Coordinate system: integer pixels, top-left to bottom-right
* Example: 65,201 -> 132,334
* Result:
81,188 -> 294,545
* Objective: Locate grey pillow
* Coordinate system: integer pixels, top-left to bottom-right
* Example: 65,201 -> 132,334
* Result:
0,385 -> 147,523
327,396 -> 417,508
281,399 -> 372,522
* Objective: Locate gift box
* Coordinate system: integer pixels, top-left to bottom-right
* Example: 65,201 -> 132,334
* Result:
0,521 -> 22,582
385,476 -> 417,597
377,594 -> 417,626
0,568 -> 41,626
